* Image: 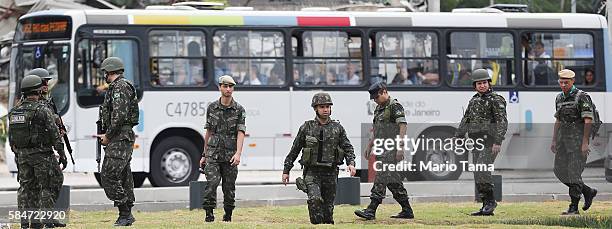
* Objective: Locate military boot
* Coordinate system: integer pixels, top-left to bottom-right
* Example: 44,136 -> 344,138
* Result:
114,204 -> 135,226
29,222 -> 43,229
583,188 -> 597,211
45,219 -> 66,228
354,208 -> 376,220
391,200 -> 414,219
561,198 -> 580,216
20,218 -> 29,229
470,201 -> 486,216
204,209 -> 214,222
355,201 -> 378,220
480,200 -> 497,216
223,207 -> 233,222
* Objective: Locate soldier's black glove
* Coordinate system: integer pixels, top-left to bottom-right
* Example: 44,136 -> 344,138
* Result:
59,154 -> 68,171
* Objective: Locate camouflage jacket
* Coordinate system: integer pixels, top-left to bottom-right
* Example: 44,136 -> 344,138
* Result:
204,98 -> 246,162
554,86 -> 594,136
8,98 -> 65,156
456,89 -> 508,145
371,98 -> 407,160
373,97 -> 407,139
99,76 -> 139,142
283,118 -> 355,174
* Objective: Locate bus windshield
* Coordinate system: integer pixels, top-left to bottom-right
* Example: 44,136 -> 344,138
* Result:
9,43 -> 71,113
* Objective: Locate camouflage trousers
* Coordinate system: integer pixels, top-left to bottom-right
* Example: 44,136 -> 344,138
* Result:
554,139 -> 592,200
101,140 -> 135,207
369,158 -> 409,206
202,161 -> 238,210
17,151 -> 64,224
472,145 -> 497,201
303,168 -> 338,224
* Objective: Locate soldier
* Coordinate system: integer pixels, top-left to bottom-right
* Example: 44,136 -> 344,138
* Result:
96,57 -> 139,226
9,75 -> 67,229
25,68 -> 67,228
355,82 -> 414,220
551,69 -> 598,215
199,75 -> 246,222
455,69 -> 508,216
282,92 -> 357,224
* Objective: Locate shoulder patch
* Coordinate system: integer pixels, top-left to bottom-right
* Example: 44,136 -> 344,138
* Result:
113,93 -> 121,99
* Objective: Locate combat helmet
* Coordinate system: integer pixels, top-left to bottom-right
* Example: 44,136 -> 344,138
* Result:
100,57 -> 125,72
311,92 -> 333,107
21,75 -> 43,94
27,68 -> 51,80
471,69 -> 491,82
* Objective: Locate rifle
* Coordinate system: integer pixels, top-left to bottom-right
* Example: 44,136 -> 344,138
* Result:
50,98 -> 75,164
96,120 -> 103,173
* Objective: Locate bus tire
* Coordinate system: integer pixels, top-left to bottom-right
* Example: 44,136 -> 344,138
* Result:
149,136 -> 200,187
94,172 -> 148,188
413,130 -> 464,181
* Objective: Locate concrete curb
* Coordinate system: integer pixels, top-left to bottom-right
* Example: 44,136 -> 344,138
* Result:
1,193 -> 610,213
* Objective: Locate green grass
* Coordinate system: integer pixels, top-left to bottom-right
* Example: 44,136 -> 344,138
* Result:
13,201 -> 612,228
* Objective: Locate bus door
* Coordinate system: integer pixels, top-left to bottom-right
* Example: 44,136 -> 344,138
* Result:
74,28 -> 143,172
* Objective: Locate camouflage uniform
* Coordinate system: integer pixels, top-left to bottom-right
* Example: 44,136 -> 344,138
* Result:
18,68 -> 66,217
99,75 -> 139,208
202,99 -> 246,211
456,89 -> 508,202
283,110 -> 355,224
9,93 -> 65,227
368,97 -> 411,209
553,85 -> 595,207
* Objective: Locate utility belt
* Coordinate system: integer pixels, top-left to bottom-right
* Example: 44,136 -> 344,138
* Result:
14,147 -> 54,156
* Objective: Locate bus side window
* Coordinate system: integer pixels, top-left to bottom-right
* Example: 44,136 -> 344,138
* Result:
371,31 -> 439,87
213,30 -> 285,86
149,30 -> 206,87
293,30 -> 363,86
521,32 -> 595,87
447,32 -> 515,87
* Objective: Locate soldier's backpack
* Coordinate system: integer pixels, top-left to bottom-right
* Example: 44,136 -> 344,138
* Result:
575,90 -> 602,139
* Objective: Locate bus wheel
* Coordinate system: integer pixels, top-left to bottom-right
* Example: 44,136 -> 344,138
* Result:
149,136 -> 200,187
414,130 -> 464,181
94,172 -> 148,188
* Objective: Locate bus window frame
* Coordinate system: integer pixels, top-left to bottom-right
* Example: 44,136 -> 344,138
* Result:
519,30 -> 599,89
147,28 -> 209,88
211,27 -> 288,88
445,29 -> 517,89
369,29 -> 442,88
74,35 -> 143,109
290,27 -> 367,89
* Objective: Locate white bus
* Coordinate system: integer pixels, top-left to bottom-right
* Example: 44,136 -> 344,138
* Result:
6,8 -> 612,187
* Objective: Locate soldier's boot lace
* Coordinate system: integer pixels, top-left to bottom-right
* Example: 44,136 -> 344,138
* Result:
583,188 -> 597,211
222,207 -> 233,222
205,209 -> 214,222
391,200 -> 414,219
562,198 -> 580,216
354,208 -> 376,220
